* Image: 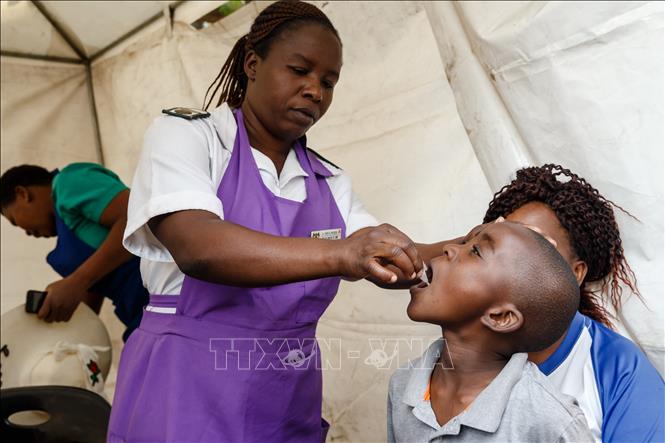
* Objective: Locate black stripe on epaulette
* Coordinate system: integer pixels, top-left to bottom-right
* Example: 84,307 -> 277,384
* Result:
162,107 -> 210,120
307,147 -> 343,171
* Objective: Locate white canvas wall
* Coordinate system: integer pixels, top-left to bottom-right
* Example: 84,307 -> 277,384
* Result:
1,1 -> 662,441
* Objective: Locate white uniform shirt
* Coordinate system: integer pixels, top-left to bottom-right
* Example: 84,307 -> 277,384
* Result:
124,103 -> 378,296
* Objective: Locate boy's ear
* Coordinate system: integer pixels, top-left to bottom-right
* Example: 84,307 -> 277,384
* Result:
244,49 -> 259,82
480,303 -> 524,334
15,186 -> 31,203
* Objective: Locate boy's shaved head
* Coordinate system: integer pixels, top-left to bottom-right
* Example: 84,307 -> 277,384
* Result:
509,227 -> 580,352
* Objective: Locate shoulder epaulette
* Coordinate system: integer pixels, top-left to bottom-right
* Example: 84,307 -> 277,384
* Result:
307,147 -> 343,171
162,107 -> 210,120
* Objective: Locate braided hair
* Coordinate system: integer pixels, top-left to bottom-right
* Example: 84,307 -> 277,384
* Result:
484,164 -> 640,328
203,0 -> 340,111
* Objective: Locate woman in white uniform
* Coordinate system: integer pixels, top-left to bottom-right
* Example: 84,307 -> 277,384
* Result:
108,3 -> 435,441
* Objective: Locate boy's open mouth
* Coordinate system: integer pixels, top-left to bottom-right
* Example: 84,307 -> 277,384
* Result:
413,263 -> 433,290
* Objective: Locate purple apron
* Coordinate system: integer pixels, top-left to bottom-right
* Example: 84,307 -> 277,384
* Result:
108,109 -> 345,442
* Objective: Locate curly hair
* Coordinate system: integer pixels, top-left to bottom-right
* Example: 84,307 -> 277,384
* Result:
203,0 -> 340,111
484,164 -> 640,328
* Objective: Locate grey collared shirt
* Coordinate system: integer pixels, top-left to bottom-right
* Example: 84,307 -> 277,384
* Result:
387,339 -> 593,442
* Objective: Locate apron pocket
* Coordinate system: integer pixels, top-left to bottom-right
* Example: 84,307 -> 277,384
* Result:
296,279 -> 338,324
254,282 -> 306,322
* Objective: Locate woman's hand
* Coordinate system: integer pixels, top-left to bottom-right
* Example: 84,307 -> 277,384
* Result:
339,224 -> 423,284
37,275 -> 88,322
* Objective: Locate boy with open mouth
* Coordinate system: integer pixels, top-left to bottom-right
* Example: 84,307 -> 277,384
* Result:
388,221 -> 593,442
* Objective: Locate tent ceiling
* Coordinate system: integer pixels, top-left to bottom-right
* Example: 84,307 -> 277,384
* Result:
1,1 -> 77,59
1,0 -> 180,62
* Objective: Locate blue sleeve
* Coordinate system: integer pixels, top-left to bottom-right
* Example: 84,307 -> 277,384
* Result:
590,322 -> 664,443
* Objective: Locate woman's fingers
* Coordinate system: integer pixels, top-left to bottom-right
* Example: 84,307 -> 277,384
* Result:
351,224 -> 422,282
343,224 -> 423,283
366,259 -> 398,283
379,243 -> 416,279
376,224 -> 422,278
37,297 -> 52,322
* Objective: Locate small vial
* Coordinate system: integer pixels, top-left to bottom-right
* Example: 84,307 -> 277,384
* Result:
420,262 -> 429,284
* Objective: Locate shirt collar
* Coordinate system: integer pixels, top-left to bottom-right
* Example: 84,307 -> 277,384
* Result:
254,148 -> 309,186
538,311 -> 587,375
403,339 -> 445,408
456,352 -> 528,433
210,103 -> 237,153
401,339 -> 529,435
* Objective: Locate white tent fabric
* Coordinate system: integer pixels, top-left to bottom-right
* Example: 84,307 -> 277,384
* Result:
1,1 -> 662,442
0,0 -> 179,59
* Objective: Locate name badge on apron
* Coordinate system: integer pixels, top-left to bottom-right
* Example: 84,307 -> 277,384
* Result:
310,228 -> 342,240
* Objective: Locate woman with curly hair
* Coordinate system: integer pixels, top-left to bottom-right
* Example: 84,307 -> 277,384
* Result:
484,164 -> 663,443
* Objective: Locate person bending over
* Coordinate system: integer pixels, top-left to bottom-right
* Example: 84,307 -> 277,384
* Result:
1,163 -> 148,341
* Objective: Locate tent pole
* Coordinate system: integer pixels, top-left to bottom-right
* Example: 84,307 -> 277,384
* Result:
26,0 -> 188,166
85,62 -> 105,166
90,1 -> 185,63
31,1 -> 87,61
30,1 -> 105,165
0,51 -> 83,65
